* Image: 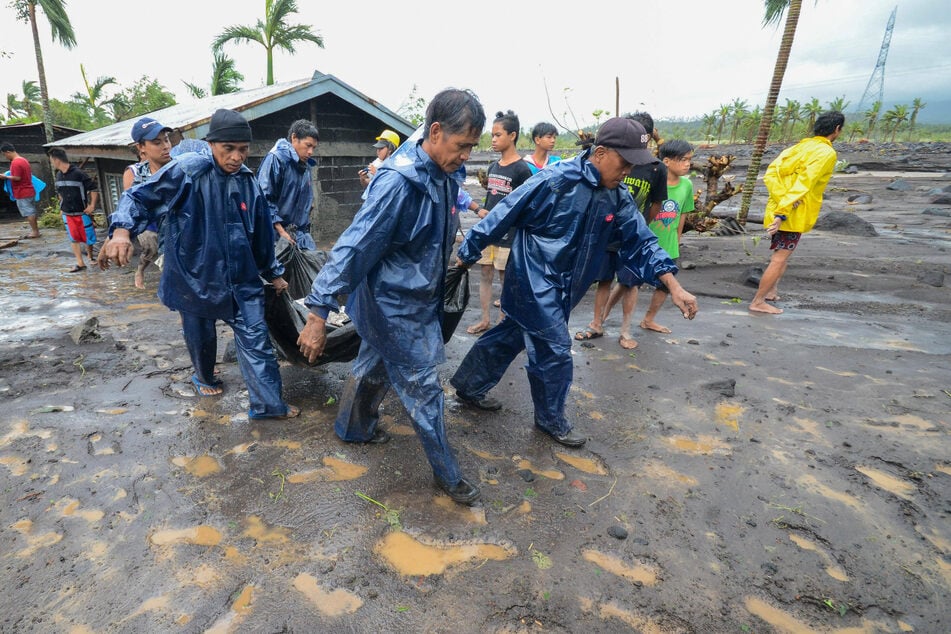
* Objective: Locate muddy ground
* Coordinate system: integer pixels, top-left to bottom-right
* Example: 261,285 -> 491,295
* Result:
1,143 -> 949,633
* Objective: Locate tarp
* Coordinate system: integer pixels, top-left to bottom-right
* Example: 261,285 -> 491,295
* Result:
264,241 -> 469,367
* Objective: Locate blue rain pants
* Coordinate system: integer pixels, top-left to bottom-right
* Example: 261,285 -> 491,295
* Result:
179,301 -> 287,419
336,339 -> 462,484
450,317 -> 573,437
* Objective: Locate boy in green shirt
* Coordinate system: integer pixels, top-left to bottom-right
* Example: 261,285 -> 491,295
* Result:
639,140 -> 695,333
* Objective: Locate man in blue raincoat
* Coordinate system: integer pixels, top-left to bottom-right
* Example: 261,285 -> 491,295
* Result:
101,109 -> 300,420
257,119 -> 320,250
297,89 -> 485,505
450,118 -> 699,448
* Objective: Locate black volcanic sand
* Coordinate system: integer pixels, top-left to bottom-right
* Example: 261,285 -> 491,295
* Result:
0,142 -> 949,633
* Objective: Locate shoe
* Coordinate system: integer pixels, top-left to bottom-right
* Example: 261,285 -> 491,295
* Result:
250,404 -> 301,420
455,391 -> 502,411
363,429 -> 390,444
537,426 -> 587,448
435,475 -> 481,505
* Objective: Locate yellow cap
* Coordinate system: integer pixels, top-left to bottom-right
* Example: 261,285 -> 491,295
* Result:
374,129 -> 400,150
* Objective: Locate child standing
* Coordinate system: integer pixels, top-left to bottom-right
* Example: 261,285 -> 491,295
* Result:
466,110 -> 532,335
522,121 -> 561,174
638,140 -> 695,334
48,148 -> 99,272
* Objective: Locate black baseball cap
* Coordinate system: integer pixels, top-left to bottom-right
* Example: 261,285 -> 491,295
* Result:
594,117 -> 653,166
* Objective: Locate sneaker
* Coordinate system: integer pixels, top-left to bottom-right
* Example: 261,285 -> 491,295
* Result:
435,475 -> 481,505
537,426 -> 587,448
455,391 -> 502,411
364,429 -> 390,444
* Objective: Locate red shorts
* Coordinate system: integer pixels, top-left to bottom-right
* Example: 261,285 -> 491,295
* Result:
770,230 -> 801,251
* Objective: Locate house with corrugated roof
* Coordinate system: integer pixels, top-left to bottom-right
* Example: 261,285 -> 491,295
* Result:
49,71 -> 414,243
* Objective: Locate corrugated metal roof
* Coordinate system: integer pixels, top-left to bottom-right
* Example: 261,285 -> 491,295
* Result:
49,71 -> 413,149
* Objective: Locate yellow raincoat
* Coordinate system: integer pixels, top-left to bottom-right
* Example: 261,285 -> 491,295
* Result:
763,135 -> 837,233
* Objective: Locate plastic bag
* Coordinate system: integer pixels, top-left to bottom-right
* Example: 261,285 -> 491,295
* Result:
441,266 -> 469,343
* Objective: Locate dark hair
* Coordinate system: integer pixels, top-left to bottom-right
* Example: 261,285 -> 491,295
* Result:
493,110 -> 520,144
423,88 -> 486,140
47,147 -> 69,163
626,111 -> 654,135
0,142 -> 15,153
658,139 -> 693,160
813,111 -> 845,137
288,119 -> 319,142
531,121 -> 557,143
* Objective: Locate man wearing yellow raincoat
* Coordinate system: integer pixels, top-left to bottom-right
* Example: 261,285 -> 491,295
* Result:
749,111 -> 844,314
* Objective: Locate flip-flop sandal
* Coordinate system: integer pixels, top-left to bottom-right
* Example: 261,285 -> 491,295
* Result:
68,265 -> 87,273
191,375 -> 224,396
574,327 -> 604,341
21,234 -> 40,239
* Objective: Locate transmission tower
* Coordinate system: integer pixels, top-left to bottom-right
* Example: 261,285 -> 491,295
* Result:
856,6 -> 897,115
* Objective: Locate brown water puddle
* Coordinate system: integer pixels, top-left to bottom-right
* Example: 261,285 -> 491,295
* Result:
433,496 -> 488,524
665,434 -> 731,455
0,454 -> 29,476
744,595 -> 904,634
582,549 -> 658,586
468,447 -> 506,461
171,454 -> 221,477
61,499 -> 105,523
176,563 -> 221,588
243,515 -> 290,544
703,353 -> 747,367
555,452 -> 608,475
514,458 -> 564,480
855,465 -> 915,499
186,408 -> 232,426
788,534 -> 849,582
915,524 -> 951,553
579,597 -> 676,633
388,422 -> 416,436
293,573 -> 363,616
1,420 -> 53,446
205,585 -> 254,634
288,456 -> 368,483
149,525 -> 222,547
796,474 -> 864,513
639,460 -> 698,486
936,464 -> 951,476
715,402 -> 743,432
16,530 -> 63,558
571,387 -> 596,399
588,411 -> 605,420
791,417 -> 829,443
374,531 -> 515,576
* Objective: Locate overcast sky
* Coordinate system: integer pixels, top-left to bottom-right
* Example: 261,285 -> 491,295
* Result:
1,0 -> 948,130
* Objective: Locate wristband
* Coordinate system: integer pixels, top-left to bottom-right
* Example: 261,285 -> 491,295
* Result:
775,214 -> 787,222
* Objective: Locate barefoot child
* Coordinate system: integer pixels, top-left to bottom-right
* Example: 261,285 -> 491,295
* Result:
636,140 -> 695,334
466,110 -> 532,335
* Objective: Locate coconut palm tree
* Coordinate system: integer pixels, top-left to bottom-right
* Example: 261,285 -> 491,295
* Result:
743,106 -> 763,144
737,0 -> 803,225
212,0 -> 323,86
864,101 -> 882,141
729,98 -> 750,144
802,97 -> 823,135
72,64 -> 117,127
715,103 -> 731,144
909,97 -> 926,135
184,52 -> 245,99
826,95 -> 849,113
883,104 -> 909,142
778,98 -> 800,142
11,0 -> 77,142
701,112 -> 717,141
846,122 -> 864,142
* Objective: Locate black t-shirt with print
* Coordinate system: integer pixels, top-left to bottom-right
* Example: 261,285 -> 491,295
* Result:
484,159 -> 532,247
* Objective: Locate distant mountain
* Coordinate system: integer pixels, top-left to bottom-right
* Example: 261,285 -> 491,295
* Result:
913,99 -> 951,125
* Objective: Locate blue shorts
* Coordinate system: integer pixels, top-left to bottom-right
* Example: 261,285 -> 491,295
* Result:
16,197 -> 37,217
62,213 -> 97,245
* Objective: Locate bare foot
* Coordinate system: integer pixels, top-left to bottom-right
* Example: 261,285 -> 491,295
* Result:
639,320 -> 672,334
134,270 -> 145,289
466,321 -> 490,335
618,334 -> 638,350
748,301 -> 783,314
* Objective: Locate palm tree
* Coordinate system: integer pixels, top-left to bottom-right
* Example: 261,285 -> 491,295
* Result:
778,98 -> 800,142
737,0 -> 803,225
802,97 -> 823,134
729,98 -> 749,144
701,112 -> 717,141
743,106 -> 763,144
909,97 -> 926,135
864,101 -> 882,141
20,80 -> 42,120
11,0 -> 77,142
184,52 -> 245,99
846,122 -> 864,142
884,104 -> 909,142
73,64 -> 117,127
212,0 -> 323,86
827,95 -> 849,113
715,103 -> 731,144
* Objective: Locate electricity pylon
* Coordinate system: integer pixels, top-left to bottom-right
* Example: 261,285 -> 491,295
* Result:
856,6 -> 897,115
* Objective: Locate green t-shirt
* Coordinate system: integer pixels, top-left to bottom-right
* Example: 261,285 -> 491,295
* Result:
648,176 -> 694,259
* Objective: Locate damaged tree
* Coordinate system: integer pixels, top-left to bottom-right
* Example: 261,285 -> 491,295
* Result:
685,154 -> 743,233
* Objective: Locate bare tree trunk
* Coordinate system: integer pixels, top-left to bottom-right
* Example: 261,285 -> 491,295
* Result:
737,0 -> 802,225
28,2 -> 53,143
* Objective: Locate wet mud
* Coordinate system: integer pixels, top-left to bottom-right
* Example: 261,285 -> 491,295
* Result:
1,154 -> 950,632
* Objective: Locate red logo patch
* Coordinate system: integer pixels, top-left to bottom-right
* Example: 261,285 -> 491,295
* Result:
240,202 -> 247,211
605,214 -> 614,222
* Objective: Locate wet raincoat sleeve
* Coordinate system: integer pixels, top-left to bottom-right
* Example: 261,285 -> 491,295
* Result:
109,160 -> 190,240
257,150 -> 285,226
763,136 -> 837,233
304,169 -> 413,317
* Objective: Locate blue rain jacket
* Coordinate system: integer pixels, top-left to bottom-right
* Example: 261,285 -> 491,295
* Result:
257,138 -> 317,250
305,140 -> 461,367
458,150 -> 677,331
110,152 -> 284,321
